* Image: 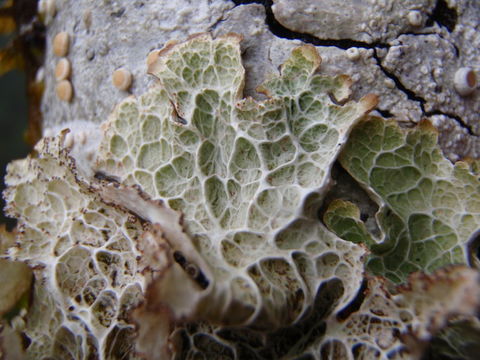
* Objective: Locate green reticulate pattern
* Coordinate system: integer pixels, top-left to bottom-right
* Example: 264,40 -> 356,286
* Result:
324,118 -> 480,283
98,33 -> 374,327
2,33 -> 480,360
4,135 -> 146,360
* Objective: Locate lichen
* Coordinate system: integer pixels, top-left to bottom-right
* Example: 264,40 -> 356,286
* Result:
324,117 -> 480,283
3,134 -> 147,359
96,33 -> 376,330
2,33 -> 479,360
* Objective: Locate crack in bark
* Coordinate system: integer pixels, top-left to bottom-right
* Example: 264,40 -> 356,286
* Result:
231,0 -> 475,137
336,279 -> 367,321
375,109 -> 395,119
425,0 -> 458,33
424,111 -> 475,136
371,48 -> 425,105
372,50 -> 475,136
231,0 -> 388,49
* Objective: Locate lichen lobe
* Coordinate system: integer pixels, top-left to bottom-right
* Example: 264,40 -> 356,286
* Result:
3,32 -> 480,360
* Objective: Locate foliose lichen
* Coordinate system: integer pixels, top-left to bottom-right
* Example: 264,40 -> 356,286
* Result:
1,33 -> 479,360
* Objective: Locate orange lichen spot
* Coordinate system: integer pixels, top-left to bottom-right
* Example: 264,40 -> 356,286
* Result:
112,67 -> 132,91
0,0 -> 15,35
56,79 -> 73,102
53,31 -> 70,57
54,58 -> 71,81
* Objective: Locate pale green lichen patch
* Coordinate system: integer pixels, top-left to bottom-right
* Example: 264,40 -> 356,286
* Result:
97,33 -> 376,328
3,134 -> 147,359
167,266 -> 479,360
310,266 -> 480,359
3,32 -> 480,360
325,118 -> 480,282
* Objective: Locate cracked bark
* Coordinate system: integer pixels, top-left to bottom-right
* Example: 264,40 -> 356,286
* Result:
3,1 -> 479,358
231,0 -> 478,147
36,0 -> 476,153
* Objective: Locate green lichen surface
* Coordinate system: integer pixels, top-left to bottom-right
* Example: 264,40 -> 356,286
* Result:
98,33 -> 374,328
4,135 -> 145,359
325,118 -> 480,283
2,34 -> 480,360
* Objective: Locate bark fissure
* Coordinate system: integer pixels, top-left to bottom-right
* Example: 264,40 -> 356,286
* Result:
425,111 -> 475,136
425,0 -> 458,32
372,49 -> 476,136
231,0 -> 474,138
232,0 -> 388,49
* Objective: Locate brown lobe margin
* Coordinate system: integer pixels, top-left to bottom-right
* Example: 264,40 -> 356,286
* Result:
359,93 -> 379,113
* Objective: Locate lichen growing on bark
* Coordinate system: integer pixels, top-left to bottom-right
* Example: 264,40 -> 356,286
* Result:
1,34 -> 479,360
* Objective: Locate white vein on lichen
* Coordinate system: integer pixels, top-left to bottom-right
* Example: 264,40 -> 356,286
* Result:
2,33 -> 480,360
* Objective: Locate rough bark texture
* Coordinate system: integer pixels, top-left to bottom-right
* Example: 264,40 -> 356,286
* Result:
1,1 -> 480,360
41,0 -> 479,160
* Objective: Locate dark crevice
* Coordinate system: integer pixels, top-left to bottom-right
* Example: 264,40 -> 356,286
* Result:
372,51 -> 475,137
232,0 -> 265,5
5,217 -> 18,232
231,0 -> 474,137
437,32 -> 461,57
336,279 -> 367,321
467,230 -> 480,267
376,109 -> 395,118
372,48 -> 426,106
425,110 -> 475,136
231,0 -> 388,50
425,0 -> 458,32
110,8 -> 126,18
208,17 -> 227,32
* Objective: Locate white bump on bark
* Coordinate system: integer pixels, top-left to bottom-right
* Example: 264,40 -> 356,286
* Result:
454,67 -> 477,96
346,48 -> 360,61
407,11 -> 422,27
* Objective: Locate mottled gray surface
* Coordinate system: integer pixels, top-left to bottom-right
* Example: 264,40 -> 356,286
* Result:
41,0 -> 479,161
271,0 -> 436,43
41,0 -> 234,127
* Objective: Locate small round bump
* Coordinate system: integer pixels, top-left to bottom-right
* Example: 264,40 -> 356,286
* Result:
53,31 -> 70,57
83,10 -> 92,30
112,68 -> 132,91
77,131 -> 87,145
454,67 -> 477,96
384,78 -> 395,89
98,43 -> 109,56
407,10 -> 422,27
346,48 -> 360,61
56,80 -> 73,102
55,58 -> 71,81
38,0 -> 47,15
86,150 -> 95,161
